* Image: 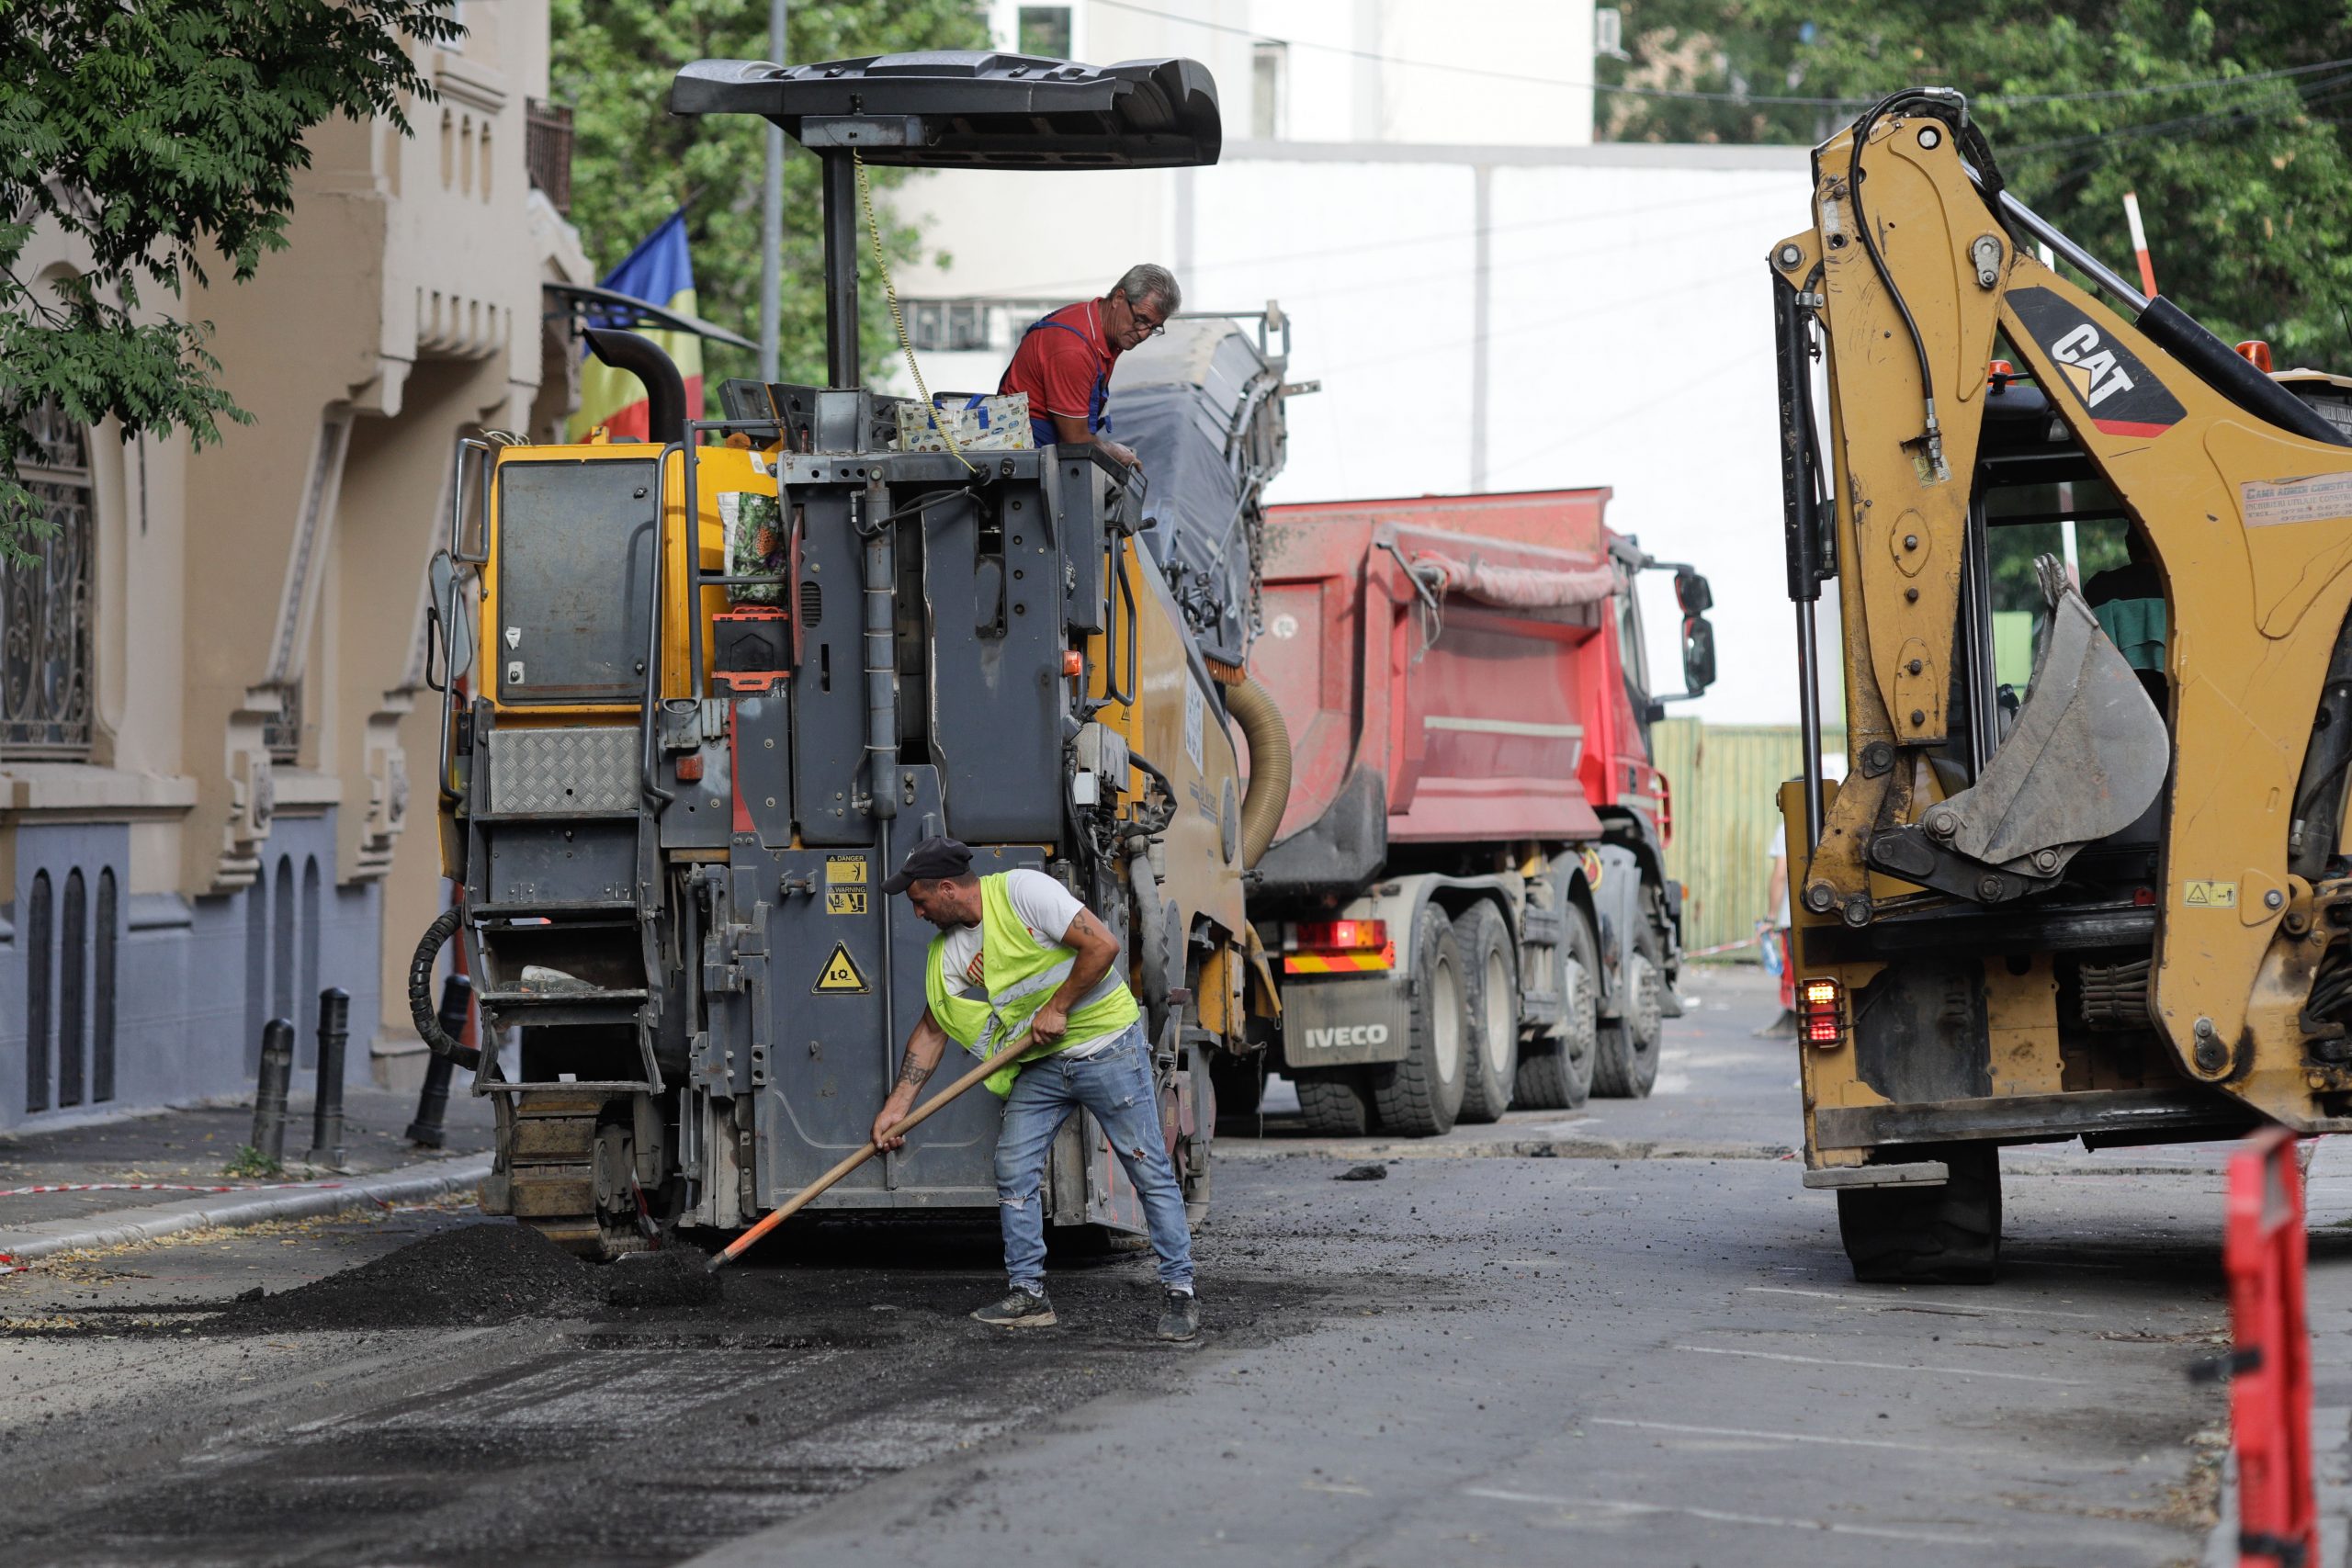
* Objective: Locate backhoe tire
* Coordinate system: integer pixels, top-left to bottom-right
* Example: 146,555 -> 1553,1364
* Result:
1837,1143 -> 2003,1284
1514,903 -> 1599,1111
1294,1069 -> 1374,1136
1454,903 -> 1521,1124
1591,921 -> 1664,1099
1370,904 -> 1469,1137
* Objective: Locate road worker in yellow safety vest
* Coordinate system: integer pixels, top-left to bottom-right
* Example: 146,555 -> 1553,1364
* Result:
872,834 -> 1199,1342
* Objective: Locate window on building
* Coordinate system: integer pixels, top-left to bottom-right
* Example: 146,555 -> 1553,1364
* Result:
3,399 -> 95,758
1018,6 -> 1072,60
910,300 -> 992,353
1252,41 -> 1287,140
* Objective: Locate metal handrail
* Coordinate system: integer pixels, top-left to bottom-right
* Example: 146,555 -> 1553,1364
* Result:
640,443 -> 685,807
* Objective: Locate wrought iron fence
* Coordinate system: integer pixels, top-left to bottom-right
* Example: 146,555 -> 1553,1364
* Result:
526,97 -> 574,216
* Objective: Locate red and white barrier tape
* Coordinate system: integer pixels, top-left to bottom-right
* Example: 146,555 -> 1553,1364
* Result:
1684,935 -> 1762,958
0,1179 -> 355,1200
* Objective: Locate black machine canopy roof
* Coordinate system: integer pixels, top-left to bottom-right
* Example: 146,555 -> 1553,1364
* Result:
669,51 -> 1221,168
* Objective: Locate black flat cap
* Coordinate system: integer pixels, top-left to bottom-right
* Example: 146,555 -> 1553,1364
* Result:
882,835 -> 974,894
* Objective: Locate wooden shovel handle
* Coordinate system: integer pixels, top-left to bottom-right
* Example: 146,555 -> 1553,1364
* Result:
707,1030 -> 1035,1270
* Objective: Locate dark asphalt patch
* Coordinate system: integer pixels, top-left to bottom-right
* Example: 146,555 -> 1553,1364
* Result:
218,1221 -> 598,1331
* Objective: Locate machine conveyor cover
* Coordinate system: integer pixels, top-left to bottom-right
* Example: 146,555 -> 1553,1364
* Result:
1112,319 -> 1290,668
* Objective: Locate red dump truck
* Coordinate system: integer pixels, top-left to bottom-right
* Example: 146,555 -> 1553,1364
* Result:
1228,489 -> 1717,1136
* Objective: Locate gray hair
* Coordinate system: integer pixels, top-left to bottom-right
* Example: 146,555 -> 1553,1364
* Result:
1111,263 -> 1181,317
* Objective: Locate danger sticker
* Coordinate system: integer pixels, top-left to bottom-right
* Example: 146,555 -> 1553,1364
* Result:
2183,880 -> 2238,908
825,855 -> 868,886
826,889 -> 867,916
2242,471 -> 2352,529
812,943 -> 871,993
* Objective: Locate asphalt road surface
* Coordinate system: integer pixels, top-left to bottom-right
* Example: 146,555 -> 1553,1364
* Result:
1,965 -> 2255,1567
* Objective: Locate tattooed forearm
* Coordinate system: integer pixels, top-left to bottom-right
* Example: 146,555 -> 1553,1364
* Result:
895,1055 -> 934,1089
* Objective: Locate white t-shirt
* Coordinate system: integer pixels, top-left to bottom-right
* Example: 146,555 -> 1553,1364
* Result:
936,868 -> 1125,1057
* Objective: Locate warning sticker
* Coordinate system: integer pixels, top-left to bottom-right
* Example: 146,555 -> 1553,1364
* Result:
2242,471 -> 2352,529
812,943 -> 871,993
826,889 -> 867,916
2184,880 -> 2238,908
825,855 -> 868,886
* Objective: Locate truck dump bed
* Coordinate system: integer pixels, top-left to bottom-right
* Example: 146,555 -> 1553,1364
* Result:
1252,489 -> 1626,894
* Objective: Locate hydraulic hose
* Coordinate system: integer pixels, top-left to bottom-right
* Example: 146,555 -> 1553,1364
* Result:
408,907 -> 483,1071
1226,673 -> 1293,868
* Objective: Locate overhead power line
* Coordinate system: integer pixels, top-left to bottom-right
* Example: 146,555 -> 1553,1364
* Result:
1091,1 -> 2352,115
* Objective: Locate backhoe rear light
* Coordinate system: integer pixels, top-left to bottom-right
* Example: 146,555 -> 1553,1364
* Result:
1284,919 -> 1394,975
1798,976 -> 1847,1047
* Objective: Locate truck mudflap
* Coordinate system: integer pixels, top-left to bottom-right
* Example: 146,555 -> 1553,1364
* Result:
1280,974 -> 1412,1067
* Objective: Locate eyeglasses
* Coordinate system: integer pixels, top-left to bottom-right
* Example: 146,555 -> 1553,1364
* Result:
1118,298 -> 1168,338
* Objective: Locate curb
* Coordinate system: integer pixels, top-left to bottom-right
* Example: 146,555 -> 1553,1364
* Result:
0,1154 -> 494,1265
1216,1135 -> 1794,1163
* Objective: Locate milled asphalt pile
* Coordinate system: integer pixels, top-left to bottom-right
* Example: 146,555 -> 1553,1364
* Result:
223,1221 -> 600,1331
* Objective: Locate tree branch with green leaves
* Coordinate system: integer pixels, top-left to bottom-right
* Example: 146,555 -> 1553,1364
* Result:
0,0 -> 461,559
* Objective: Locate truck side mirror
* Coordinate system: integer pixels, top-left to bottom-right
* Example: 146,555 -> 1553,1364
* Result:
1675,568 -> 1713,616
1681,614 -> 1717,695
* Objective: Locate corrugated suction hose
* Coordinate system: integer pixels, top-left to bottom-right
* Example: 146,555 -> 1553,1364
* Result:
409,907 -> 483,1071
1226,673 -> 1292,868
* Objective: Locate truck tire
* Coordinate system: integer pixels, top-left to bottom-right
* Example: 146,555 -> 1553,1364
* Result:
1591,921 -> 1664,1099
1514,903 -> 1598,1111
1454,902 -> 1521,1124
1836,1143 -> 2003,1284
1370,904 -> 1469,1136
1294,1069 -> 1374,1136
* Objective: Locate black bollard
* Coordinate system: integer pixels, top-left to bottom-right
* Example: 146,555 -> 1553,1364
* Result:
252,1019 -> 295,1166
406,974 -> 471,1148
307,987 -> 350,1169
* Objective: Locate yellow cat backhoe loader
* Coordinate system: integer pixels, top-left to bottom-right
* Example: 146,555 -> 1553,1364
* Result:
1774,88 -> 2352,1281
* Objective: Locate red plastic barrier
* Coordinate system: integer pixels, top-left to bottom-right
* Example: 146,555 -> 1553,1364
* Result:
2225,1129 -> 2316,1568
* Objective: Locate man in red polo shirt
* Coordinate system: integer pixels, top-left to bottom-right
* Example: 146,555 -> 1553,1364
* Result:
998,264 -> 1181,468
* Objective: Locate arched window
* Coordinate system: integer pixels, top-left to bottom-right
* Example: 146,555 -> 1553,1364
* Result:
24,871 -> 51,1112
58,868 -> 85,1107
4,399 -> 94,757
94,868 -> 117,1103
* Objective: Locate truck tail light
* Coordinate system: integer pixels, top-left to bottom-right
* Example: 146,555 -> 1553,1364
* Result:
1284,919 -> 1394,974
1798,976 -> 1846,1047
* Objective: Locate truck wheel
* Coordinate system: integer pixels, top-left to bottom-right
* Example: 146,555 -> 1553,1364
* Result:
1591,923 -> 1664,1099
1294,1070 -> 1374,1136
1514,904 -> 1598,1111
1210,1051 -> 1266,1132
1454,903 -> 1521,1124
1837,1144 -> 2003,1284
1370,904 -> 1469,1136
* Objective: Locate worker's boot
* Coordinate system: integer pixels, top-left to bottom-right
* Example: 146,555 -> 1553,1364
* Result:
1157,1287 -> 1199,1343
971,1285 -> 1057,1328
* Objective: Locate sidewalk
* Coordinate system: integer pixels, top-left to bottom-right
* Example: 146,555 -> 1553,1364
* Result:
0,1081 -> 494,1235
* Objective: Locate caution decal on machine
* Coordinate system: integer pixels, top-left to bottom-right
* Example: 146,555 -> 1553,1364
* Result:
826,890 -> 868,916
813,943 -> 872,993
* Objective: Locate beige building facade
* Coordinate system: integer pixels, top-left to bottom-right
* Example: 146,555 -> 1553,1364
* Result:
0,6 -> 588,1129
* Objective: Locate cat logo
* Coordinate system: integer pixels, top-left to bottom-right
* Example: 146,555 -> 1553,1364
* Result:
2049,324 -> 2136,410
812,943 -> 871,993
2008,287 -> 2185,438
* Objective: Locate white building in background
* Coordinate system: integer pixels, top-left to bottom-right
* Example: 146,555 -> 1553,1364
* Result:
888,1 -> 1818,728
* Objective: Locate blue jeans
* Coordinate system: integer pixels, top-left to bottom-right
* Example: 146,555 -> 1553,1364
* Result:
994,1021 -> 1194,1292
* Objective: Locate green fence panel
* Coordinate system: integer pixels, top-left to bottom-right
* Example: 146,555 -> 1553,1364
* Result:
1651,720 -> 1842,958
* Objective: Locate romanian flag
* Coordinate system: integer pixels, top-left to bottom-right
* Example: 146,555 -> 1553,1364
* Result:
569,210 -> 706,441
